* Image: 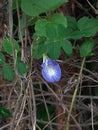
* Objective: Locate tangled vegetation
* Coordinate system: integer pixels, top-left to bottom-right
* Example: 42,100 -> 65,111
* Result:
0,0 -> 98,130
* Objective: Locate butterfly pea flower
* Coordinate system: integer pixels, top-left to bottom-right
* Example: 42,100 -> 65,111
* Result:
41,54 -> 61,83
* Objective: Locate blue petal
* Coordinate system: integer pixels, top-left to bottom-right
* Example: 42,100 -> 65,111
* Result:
41,59 -> 61,83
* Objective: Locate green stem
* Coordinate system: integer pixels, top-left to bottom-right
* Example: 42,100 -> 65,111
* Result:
66,57 -> 85,130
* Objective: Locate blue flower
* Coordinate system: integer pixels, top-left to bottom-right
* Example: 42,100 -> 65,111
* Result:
41,55 -> 61,83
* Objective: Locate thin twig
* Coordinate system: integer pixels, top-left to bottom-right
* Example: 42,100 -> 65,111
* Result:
91,97 -> 94,130
8,0 -> 16,69
16,0 -> 25,62
86,0 -> 98,14
39,82 -> 53,130
66,57 -> 85,130
38,74 -> 82,130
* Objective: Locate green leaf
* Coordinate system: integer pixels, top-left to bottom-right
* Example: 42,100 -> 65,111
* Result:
45,23 -> 57,40
32,35 -> 47,58
65,16 -> 78,38
16,51 -> 22,62
35,19 -> 48,36
45,23 -> 63,59
0,107 -> 12,119
80,39 -> 94,57
66,16 -> 77,31
46,41 -> 61,59
0,52 -> 5,65
70,30 -> 83,40
3,38 -> 20,55
33,36 -> 61,60
21,0 -> 68,16
3,38 -> 13,55
2,63 -> 14,81
32,42 -> 47,59
50,13 -> 67,28
17,61 -> 27,75
62,40 -> 73,55
57,24 -> 66,38
78,17 -> 98,37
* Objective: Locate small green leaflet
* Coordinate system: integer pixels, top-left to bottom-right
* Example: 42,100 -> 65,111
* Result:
68,16 -> 98,39
2,63 -> 14,81
62,40 -> 73,55
45,23 -> 57,40
78,17 -> 98,37
0,52 -> 5,65
3,38 -> 20,55
80,39 -> 94,57
0,107 -> 12,119
46,41 -> 61,59
16,52 -> 27,75
50,13 -> 67,28
32,42 -> 47,59
35,19 -> 48,36
3,38 -> 13,54
17,61 -> 27,75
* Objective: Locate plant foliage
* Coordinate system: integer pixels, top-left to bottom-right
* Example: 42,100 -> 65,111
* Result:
2,63 -> 14,81
0,107 -> 12,119
32,15 -> 98,59
1,1 -> 98,130
21,0 -> 68,16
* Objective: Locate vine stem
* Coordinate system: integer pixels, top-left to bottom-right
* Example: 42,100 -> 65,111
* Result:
66,57 -> 86,130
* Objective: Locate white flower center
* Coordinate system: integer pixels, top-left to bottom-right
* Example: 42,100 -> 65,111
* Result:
48,66 -> 56,76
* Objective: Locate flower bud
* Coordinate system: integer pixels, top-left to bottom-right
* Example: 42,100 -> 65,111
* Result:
41,54 -> 61,83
